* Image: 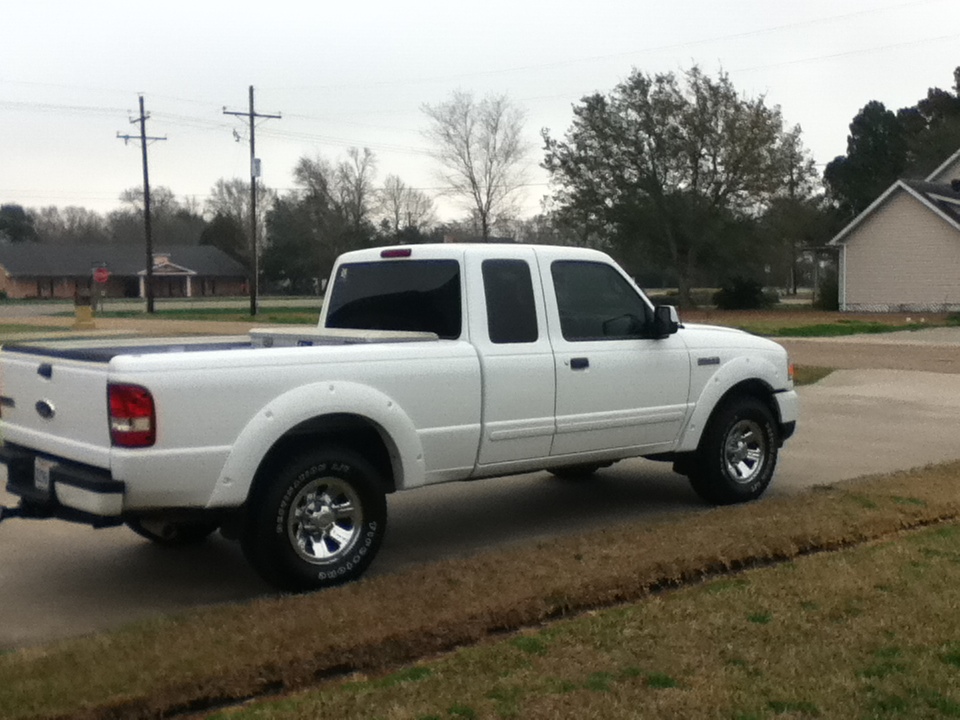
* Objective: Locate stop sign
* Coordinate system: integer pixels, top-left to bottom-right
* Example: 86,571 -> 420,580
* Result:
93,267 -> 110,284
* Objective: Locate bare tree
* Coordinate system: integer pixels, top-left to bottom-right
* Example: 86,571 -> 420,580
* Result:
286,150 -> 379,281
422,91 -> 530,240
31,206 -> 109,244
336,147 -> 377,234
205,178 -> 276,261
380,174 -> 436,236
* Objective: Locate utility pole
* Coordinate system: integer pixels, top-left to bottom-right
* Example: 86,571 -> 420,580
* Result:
117,95 -> 166,314
224,86 -> 281,316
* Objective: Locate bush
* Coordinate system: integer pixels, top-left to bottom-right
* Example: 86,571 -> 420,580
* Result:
713,277 -> 778,310
814,270 -> 839,311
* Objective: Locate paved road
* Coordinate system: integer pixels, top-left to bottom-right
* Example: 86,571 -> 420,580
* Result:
3,362 -> 960,649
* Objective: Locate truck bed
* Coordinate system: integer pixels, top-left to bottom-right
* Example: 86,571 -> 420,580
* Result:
1,327 -> 439,363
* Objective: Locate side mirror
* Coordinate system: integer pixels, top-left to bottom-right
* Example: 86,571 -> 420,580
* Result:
652,304 -> 680,339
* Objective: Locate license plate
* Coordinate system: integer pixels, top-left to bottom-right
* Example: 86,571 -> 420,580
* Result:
34,457 -> 54,493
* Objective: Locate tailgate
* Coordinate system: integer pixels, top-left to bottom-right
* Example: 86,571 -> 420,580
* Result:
0,351 -> 112,468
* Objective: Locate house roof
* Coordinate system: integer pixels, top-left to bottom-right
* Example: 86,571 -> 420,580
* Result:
0,244 -> 247,278
828,179 -> 960,246
926,147 -> 960,182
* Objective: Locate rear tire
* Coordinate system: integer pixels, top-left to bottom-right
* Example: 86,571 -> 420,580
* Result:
242,446 -> 387,592
688,397 -> 779,505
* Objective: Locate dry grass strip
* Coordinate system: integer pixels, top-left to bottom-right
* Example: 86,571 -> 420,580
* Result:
3,463 -> 959,720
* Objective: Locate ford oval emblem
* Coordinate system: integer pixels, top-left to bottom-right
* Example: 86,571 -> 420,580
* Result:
35,400 -> 56,420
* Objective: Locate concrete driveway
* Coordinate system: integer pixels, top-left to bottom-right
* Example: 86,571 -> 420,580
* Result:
2,334 -> 960,648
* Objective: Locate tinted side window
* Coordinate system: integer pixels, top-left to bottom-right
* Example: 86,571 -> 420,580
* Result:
482,259 -> 538,344
326,260 -> 462,339
551,261 -> 649,341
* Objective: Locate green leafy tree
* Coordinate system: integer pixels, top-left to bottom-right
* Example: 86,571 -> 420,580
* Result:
262,197 -> 322,294
0,204 -> 39,243
899,67 -> 960,176
543,66 -> 812,305
825,67 -> 960,218
823,101 -> 907,219
200,213 -> 248,267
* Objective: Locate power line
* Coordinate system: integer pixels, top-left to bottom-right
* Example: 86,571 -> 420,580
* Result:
269,0 -> 951,92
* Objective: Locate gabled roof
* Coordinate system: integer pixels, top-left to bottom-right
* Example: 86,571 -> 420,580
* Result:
828,179 -> 960,246
926,147 -> 960,183
0,244 -> 247,278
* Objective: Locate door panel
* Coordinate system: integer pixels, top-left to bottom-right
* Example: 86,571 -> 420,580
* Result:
466,251 -> 557,466
541,255 -> 692,455
552,337 -> 690,455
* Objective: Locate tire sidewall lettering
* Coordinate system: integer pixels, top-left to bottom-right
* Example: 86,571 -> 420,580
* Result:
314,520 -> 379,580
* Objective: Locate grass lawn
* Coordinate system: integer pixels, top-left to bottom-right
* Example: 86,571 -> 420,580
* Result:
0,324 -> 70,337
680,308 -> 960,338
214,520 -> 960,720
2,460 -> 960,720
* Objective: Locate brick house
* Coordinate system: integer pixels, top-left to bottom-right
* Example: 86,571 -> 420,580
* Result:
0,244 -> 248,300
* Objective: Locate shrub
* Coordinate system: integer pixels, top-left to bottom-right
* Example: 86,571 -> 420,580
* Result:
713,277 -> 778,310
815,270 -> 839,311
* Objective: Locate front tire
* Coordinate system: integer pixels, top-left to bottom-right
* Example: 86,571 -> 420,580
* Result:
242,446 -> 387,592
688,397 -> 779,505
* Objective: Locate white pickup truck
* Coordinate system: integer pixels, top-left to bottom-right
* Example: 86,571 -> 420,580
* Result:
0,243 -> 797,590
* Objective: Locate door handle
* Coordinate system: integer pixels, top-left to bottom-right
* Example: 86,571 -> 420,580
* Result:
570,357 -> 590,370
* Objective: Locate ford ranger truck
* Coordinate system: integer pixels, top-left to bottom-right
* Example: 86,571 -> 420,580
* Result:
0,244 -> 797,591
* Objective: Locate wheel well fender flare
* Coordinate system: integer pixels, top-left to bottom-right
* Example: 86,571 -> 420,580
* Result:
204,380 -> 425,509
676,356 -> 783,453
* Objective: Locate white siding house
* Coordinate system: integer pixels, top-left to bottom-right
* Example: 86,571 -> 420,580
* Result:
928,148 -> 960,183
829,150 -> 960,312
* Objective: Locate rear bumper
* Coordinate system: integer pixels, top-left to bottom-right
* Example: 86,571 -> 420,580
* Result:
0,443 -> 124,526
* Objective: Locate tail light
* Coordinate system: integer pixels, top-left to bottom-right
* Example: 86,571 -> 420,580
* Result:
108,384 -> 156,447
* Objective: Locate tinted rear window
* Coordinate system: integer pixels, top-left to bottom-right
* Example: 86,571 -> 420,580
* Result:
325,260 -> 462,339
482,259 -> 538,344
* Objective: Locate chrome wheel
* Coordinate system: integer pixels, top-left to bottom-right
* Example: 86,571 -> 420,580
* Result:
722,419 -> 767,484
287,477 -> 363,565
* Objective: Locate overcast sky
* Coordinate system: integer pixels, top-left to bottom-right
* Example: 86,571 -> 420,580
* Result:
2,0 -> 958,222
